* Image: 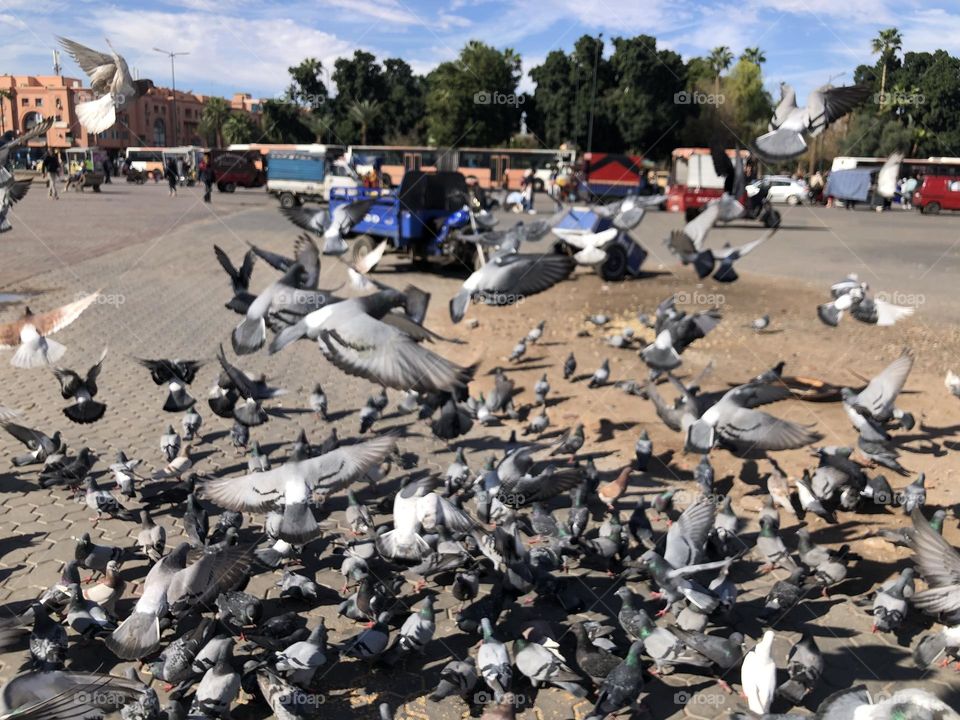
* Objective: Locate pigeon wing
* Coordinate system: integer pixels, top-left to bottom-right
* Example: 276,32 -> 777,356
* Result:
719,406 -> 820,451
856,350 -> 913,416
909,508 -> 960,612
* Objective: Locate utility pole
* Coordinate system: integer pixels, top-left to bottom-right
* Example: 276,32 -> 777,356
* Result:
153,47 -> 189,146
587,33 -> 602,153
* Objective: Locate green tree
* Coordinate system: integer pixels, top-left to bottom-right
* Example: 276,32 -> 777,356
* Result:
348,99 -> 381,144
381,58 -> 426,143
222,113 -> 259,144
740,47 -> 766,65
872,28 -> 903,101
529,50 -> 577,147
724,59 -> 772,137
425,41 -> 521,146
199,96 -> 231,147
606,35 -> 686,154
260,100 -> 313,143
286,57 -> 328,110
707,46 -> 734,96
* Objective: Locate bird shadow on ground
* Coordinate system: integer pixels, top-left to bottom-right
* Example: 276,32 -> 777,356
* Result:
595,419 -> 638,442
0,471 -> 39,493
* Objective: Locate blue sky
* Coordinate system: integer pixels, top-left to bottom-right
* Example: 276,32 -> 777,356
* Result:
2,0 -> 959,103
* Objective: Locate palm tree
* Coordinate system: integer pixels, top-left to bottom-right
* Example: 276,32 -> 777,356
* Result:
222,113 -> 257,145
199,97 -> 231,147
707,46 -> 734,97
871,27 -> 903,102
348,99 -> 381,144
911,126 -> 928,156
740,47 -> 766,65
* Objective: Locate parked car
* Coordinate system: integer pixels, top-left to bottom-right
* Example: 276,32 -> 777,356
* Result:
912,175 -> 960,214
210,151 -> 265,193
758,175 -> 809,205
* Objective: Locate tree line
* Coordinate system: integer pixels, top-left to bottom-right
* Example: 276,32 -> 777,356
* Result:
196,29 -> 959,167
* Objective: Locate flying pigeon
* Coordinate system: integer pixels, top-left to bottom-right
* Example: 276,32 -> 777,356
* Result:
754,82 -> 871,160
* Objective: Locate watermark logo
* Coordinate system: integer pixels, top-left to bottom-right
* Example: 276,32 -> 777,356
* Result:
75,290 -> 125,307
875,91 -> 925,107
674,90 -> 725,106
675,290 -> 725,307
278,691 -> 327,707
674,690 -> 726,707
474,91 -> 525,107
473,691 -> 528,706
474,293 -> 526,307
874,290 -> 924,308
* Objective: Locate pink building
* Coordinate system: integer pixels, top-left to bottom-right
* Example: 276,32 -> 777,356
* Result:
0,74 -> 264,158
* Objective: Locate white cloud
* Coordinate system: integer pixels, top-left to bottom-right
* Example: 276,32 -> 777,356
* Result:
75,10 -> 361,98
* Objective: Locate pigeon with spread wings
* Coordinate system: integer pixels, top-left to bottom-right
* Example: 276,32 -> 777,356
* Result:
213,245 -> 257,314
202,434 -> 396,544
685,382 -> 821,454
449,249 -> 575,324
0,291 -> 99,368
246,234 -> 320,289
754,82 -> 871,160
136,357 -> 203,412
909,507 -> 960,617
280,197 -> 376,255
57,37 -> 141,134
0,117 -> 55,233
53,347 -> 108,424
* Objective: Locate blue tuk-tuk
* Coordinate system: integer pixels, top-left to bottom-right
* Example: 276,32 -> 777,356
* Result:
330,170 -> 483,267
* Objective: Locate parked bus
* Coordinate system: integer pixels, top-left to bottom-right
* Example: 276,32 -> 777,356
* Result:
346,145 -> 577,190
831,155 -> 960,177
124,147 -> 165,177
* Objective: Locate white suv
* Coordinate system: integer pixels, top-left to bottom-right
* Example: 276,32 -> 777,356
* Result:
756,175 -> 808,205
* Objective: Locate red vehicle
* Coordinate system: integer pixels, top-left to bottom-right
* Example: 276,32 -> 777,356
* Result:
582,152 -> 650,199
913,175 -> 960,214
208,149 -> 266,193
666,147 -> 750,220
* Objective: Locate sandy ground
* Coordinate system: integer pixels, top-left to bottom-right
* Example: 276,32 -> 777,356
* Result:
1,184 -> 959,718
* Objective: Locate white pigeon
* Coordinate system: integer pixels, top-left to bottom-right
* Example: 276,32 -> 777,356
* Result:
754,82 -> 871,160
741,630 -> 777,713
877,151 -> 904,199
58,37 -> 137,134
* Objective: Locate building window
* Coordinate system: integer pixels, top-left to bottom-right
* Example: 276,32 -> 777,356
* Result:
20,98 -> 28,107
153,117 -> 166,145
55,98 -> 62,110
34,98 -> 42,107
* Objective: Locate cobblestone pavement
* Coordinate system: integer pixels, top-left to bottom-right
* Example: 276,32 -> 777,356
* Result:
0,182 -> 958,718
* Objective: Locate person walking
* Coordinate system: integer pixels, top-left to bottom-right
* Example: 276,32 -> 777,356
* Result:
200,153 -> 214,203
102,156 -> 112,184
520,168 -> 535,213
164,159 -> 178,198
41,150 -> 60,199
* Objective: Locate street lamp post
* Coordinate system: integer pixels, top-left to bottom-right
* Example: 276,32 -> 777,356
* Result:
587,33 -> 602,153
153,47 -> 189,146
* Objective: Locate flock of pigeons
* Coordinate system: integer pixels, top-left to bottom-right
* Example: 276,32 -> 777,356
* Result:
0,33 -> 954,720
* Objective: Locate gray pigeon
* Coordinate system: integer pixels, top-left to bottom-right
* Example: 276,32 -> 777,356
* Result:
754,82 -> 871,159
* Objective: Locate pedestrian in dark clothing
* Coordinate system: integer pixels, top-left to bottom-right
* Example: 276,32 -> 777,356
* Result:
102,157 -> 112,184
41,151 -> 60,199
164,159 -> 178,197
200,154 -> 214,203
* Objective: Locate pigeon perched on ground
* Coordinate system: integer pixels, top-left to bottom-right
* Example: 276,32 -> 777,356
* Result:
741,630 -> 777,713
